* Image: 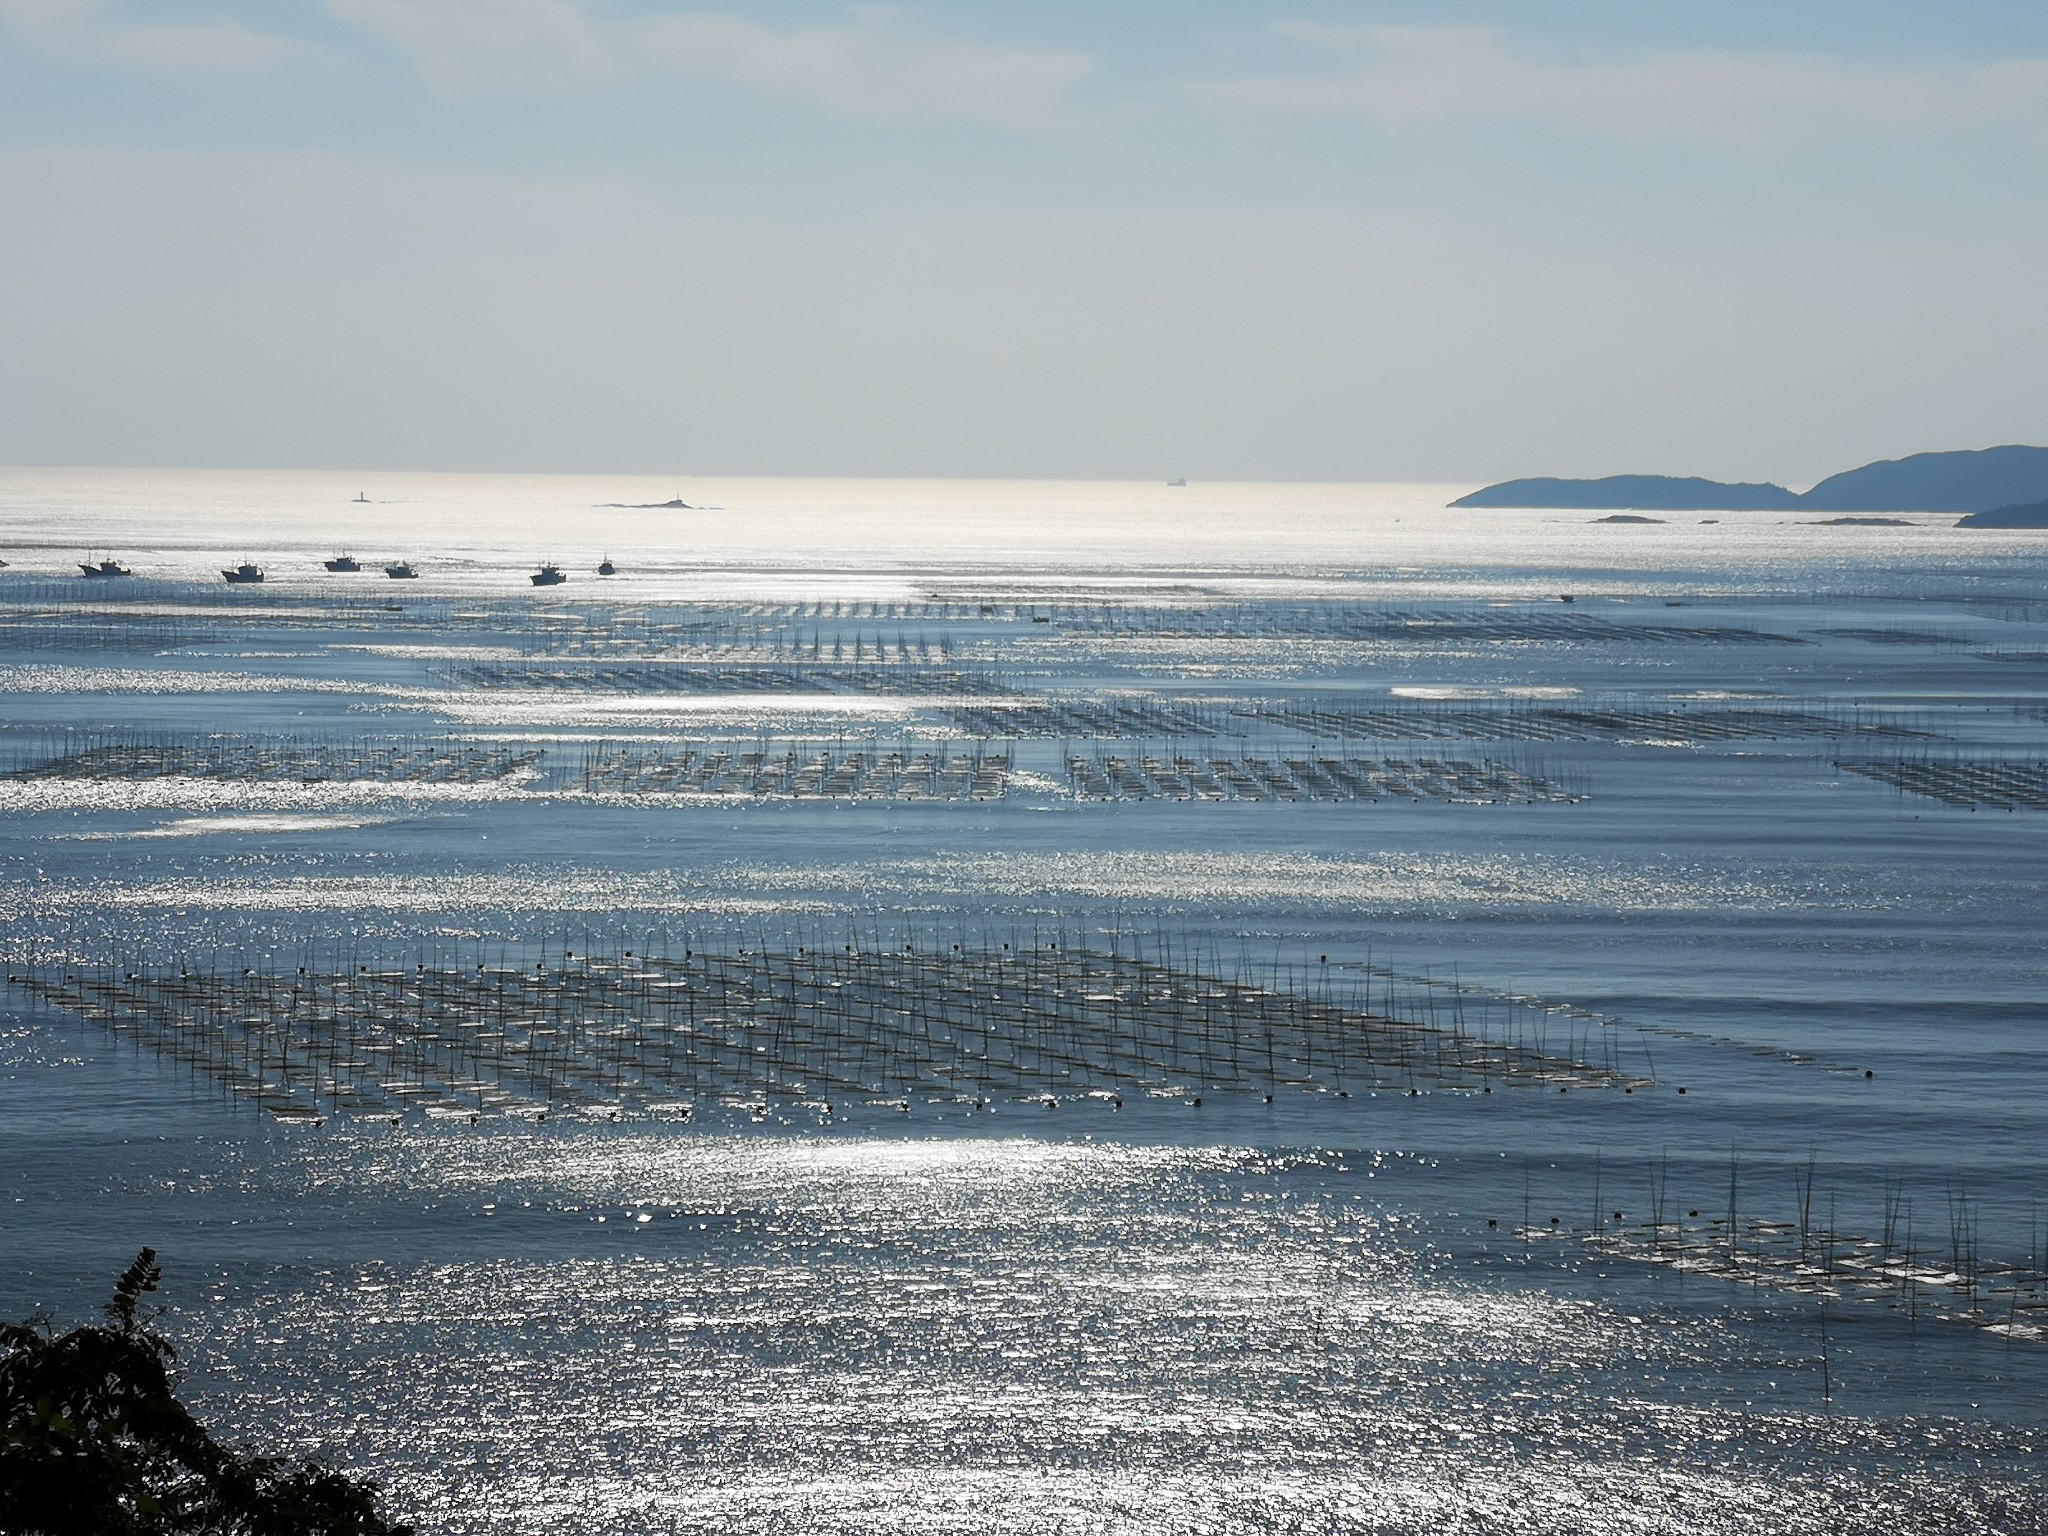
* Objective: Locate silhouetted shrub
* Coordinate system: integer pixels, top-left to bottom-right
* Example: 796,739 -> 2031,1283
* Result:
1,1248 -> 410,1535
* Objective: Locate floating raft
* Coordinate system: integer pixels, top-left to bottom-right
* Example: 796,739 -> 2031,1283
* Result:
1065,751 -> 1574,805
6,942 -> 1646,1121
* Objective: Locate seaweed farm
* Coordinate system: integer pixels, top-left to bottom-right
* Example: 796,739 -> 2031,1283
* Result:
5,937 -> 1642,1122
1839,754 -> 2048,811
4,733 -> 543,787
439,658 -> 1006,695
0,730 -> 1585,807
537,625 -> 957,663
571,741 -> 1012,799
942,696 -> 1230,738
1237,696 -> 1925,744
945,693 -> 1925,744
1062,749 -> 1575,803
902,599 -> 1806,646
3,472 -> 2047,1535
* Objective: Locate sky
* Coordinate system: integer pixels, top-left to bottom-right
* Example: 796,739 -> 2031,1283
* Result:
2,2 -> 2047,483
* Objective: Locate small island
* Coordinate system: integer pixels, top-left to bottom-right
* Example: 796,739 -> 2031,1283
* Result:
1593,514 -> 1665,524
1957,498 -> 2048,528
1455,475 -> 1798,511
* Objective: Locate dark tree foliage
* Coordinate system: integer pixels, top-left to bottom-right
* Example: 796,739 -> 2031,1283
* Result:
0,1249 -> 411,1536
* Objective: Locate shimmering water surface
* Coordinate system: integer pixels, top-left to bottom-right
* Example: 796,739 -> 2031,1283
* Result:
1,469 -> 2045,1533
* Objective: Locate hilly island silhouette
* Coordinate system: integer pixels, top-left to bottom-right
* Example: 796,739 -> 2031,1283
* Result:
1453,444 -> 2048,524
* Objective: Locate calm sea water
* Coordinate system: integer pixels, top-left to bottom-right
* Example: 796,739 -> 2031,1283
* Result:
1,469 -> 2044,1533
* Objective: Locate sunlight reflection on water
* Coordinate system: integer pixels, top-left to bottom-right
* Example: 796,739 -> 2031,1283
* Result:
170,1131 -> 2040,1535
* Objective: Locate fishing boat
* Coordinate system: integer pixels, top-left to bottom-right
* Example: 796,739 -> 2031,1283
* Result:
79,557 -> 131,578
385,561 -> 418,580
221,561 -> 265,584
354,492 -> 370,503
324,553 -> 361,572
531,562 -> 568,587
596,555 -> 617,576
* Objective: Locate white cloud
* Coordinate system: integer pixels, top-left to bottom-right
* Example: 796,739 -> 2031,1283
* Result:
631,7 -> 1094,129
0,0 -> 303,72
1212,24 -> 2048,148
326,0 -> 611,93
101,21 -> 303,73
322,0 -> 1091,125
0,0 -> 97,31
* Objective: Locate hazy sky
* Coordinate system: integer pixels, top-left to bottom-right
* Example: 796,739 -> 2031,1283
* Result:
3,2 -> 2046,482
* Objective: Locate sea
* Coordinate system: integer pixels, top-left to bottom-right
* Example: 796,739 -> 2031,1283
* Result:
0,468 -> 2043,1534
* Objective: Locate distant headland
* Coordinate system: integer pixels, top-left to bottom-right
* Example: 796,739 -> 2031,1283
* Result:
1453,445 -> 2048,519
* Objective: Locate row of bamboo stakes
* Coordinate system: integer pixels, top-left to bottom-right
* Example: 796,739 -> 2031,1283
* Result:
1518,1155 -> 2046,1348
